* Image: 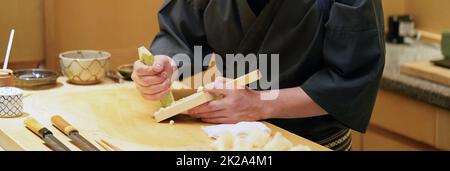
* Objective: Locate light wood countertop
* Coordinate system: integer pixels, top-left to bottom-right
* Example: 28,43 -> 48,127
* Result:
0,77 -> 329,151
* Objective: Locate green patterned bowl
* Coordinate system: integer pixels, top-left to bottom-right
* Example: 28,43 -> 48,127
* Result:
442,31 -> 450,59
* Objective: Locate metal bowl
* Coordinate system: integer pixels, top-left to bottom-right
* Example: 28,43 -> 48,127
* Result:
14,69 -> 59,88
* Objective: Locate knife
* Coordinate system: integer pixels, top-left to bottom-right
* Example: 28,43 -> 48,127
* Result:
24,117 -> 70,151
51,115 -> 99,151
0,129 -> 24,151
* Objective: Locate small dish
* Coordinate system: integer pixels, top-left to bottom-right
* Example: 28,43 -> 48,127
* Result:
117,64 -> 133,81
14,69 -> 59,88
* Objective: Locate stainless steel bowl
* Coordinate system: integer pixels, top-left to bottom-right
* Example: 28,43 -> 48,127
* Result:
14,69 -> 59,88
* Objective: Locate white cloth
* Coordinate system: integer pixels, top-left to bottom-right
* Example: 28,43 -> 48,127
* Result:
202,122 -> 271,139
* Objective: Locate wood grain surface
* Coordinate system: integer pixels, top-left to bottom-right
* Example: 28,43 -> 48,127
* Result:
0,78 -> 329,151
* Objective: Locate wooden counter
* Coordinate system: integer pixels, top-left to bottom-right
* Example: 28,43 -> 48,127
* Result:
0,78 -> 329,151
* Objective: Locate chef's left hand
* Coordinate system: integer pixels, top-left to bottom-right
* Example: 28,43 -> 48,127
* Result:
187,77 -> 269,124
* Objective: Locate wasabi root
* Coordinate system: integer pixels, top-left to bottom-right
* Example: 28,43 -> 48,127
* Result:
138,46 -> 175,107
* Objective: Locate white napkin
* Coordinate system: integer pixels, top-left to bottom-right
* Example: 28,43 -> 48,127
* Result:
202,122 -> 271,139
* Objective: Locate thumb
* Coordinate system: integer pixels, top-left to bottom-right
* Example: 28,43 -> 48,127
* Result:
152,55 -> 168,73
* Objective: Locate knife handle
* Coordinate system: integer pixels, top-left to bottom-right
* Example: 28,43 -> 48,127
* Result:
24,117 -> 51,138
51,115 -> 77,135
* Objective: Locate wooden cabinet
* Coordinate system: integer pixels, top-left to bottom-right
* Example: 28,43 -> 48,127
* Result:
352,89 -> 448,151
372,90 -> 436,146
352,127 -> 436,151
436,108 -> 450,150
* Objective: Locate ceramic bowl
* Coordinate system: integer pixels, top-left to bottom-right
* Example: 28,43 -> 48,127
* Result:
0,87 -> 24,118
59,50 -> 111,85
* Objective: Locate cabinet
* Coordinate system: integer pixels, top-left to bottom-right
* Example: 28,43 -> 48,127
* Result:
352,89 -> 449,151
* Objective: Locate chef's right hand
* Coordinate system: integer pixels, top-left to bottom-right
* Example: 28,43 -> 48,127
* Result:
132,55 -> 176,101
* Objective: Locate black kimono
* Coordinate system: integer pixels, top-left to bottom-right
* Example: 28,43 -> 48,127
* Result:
150,0 -> 385,150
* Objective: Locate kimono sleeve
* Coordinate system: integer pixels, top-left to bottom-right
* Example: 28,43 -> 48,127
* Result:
301,0 -> 385,132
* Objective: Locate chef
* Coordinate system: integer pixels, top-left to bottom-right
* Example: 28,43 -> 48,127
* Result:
132,0 -> 385,151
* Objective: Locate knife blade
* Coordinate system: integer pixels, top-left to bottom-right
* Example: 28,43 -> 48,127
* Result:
43,133 -> 70,151
51,115 -> 99,151
24,117 -> 70,151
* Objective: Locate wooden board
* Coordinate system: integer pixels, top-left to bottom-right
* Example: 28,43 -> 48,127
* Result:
400,61 -> 450,87
154,70 -> 261,122
0,79 -> 329,151
0,129 -> 24,151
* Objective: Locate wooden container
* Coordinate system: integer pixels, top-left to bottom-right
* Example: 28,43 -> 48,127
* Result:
0,69 -> 14,87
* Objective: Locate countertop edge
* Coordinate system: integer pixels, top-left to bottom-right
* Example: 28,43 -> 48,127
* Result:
380,77 -> 450,110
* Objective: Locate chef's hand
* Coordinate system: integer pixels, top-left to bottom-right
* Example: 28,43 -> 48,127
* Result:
187,77 -> 269,124
132,55 -> 177,101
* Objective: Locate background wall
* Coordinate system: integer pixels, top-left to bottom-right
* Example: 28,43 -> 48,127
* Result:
0,0 -> 45,68
405,0 -> 450,34
44,0 -> 165,70
381,0 -> 450,35
381,0 -> 406,29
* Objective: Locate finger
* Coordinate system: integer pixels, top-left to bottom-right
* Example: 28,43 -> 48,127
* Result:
219,76 -> 233,83
187,103 -> 209,115
154,55 -> 177,74
162,58 -> 178,81
190,110 -> 227,119
138,79 -> 171,95
152,56 -> 165,73
201,117 -> 239,124
162,57 -> 173,72
141,75 -> 167,86
220,76 -> 244,90
188,100 -> 226,115
141,89 -> 170,101
134,74 -> 167,87
204,76 -> 225,89
204,85 -> 233,96
134,60 -> 161,76
136,82 -> 168,96
202,77 -> 227,96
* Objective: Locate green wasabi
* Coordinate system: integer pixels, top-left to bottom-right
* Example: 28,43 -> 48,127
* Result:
138,46 -> 175,107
